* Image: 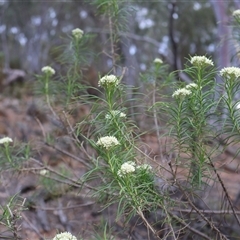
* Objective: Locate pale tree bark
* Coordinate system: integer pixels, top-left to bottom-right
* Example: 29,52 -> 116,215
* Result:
231,1 -> 240,66
120,16 -> 142,122
120,13 -> 139,90
233,0 -> 240,10
26,4 -> 51,73
208,1 -> 230,129
210,0 -> 230,77
0,2 -> 10,69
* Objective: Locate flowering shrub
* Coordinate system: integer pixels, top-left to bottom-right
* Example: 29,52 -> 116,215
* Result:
9,3 -> 240,239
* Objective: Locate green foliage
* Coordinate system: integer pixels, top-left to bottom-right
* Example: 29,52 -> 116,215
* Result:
4,2 -> 240,240
0,194 -> 26,239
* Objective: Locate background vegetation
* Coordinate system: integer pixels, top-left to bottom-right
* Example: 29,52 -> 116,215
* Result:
1,1 -> 240,240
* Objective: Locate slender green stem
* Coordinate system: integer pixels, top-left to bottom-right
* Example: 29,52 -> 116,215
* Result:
44,74 -> 58,118
4,144 -> 12,163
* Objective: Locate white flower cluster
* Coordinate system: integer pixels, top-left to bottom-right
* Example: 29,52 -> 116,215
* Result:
117,161 -> 136,177
96,136 -> 120,150
236,102 -> 240,109
98,75 -> 119,88
72,28 -> 84,39
233,9 -> 240,18
52,232 -> 77,240
105,110 -> 126,120
42,66 -> 55,76
0,137 -> 12,144
185,83 -> 198,89
153,58 -> 163,65
136,163 -> 152,171
172,88 -> 192,98
220,67 -> 240,80
39,169 -> 49,176
190,56 -> 214,67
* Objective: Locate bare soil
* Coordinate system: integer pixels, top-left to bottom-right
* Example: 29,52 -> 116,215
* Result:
1,84 -> 240,240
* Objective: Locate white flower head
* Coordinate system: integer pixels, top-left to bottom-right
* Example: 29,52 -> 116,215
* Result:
220,67 -> 240,80
52,232 -> 77,240
153,58 -> 163,65
105,110 -> 126,120
98,75 -> 119,88
185,83 -> 198,89
96,136 -> 120,150
39,169 -> 49,176
172,88 -> 192,98
118,161 -> 136,177
190,56 -> 214,67
236,102 -> 240,109
41,66 -> 55,76
72,28 -> 84,39
233,9 -> 240,18
137,164 -> 152,171
0,137 -> 13,144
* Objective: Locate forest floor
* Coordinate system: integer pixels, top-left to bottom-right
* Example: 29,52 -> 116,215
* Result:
1,82 -> 240,240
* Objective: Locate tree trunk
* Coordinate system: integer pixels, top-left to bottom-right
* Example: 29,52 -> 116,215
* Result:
210,0 -> 230,76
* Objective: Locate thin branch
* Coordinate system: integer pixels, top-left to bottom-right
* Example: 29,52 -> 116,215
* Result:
44,142 -> 92,169
108,7 -> 116,74
208,155 -> 240,226
168,161 -> 229,240
88,27 -> 192,83
31,201 -> 95,211
182,189 -> 229,239
137,207 -> 161,239
172,207 -> 240,215
29,157 -> 96,191
167,211 -> 212,240
152,84 -> 163,159
21,213 -> 45,240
